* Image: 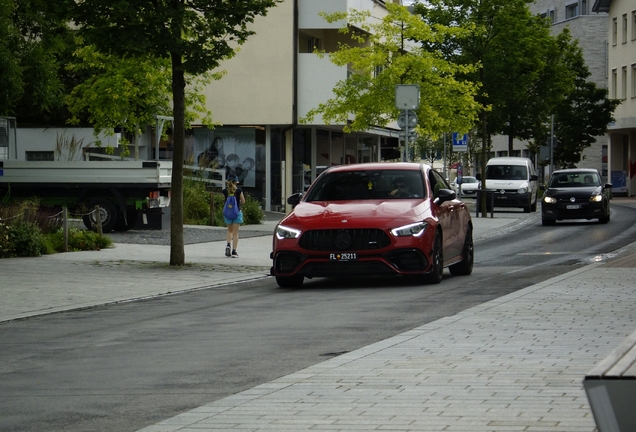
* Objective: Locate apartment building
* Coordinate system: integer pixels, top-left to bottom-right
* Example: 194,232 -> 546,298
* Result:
193,0 -> 403,212
593,0 -> 636,196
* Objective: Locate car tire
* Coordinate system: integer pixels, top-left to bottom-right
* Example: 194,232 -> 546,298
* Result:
599,208 -> 610,224
542,218 -> 556,226
449,227 -> 473,276
276,275 -> 304,288
425,231 -> 443,284
83,198 -> 118,233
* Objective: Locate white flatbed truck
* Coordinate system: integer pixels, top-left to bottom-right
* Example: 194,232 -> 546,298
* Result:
0,159 -> 172,233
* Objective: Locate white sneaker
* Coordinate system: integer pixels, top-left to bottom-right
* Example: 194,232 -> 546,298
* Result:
231,250 -> 239,258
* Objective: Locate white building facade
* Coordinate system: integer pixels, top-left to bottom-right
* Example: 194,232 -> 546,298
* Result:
194,0 -> 403,212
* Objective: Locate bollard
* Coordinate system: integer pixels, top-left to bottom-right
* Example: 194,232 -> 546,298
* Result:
94,205 -> 103,236
63,206 -> 69,252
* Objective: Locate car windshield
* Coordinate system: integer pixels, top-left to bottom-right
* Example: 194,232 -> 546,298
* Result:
486,165 -> 527,180
550,172 -> 601,188
305,169 -> 426,201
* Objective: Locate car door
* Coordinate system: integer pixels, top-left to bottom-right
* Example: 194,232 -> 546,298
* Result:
428,169 -> 461,260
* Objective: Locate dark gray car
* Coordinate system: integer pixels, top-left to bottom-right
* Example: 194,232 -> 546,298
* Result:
540,168 -> 612,225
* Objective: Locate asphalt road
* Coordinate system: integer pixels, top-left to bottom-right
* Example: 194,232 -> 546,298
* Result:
2,203 -> 636,432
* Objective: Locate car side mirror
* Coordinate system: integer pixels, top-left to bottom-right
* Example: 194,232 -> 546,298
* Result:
287,192 -> 303,207
434,188 -> 456,205
604,183 -> 612,189
475,173 -> 482,181
530,174 -> 538,181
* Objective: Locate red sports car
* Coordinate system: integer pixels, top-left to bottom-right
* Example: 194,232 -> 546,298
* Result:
270,162 -> 474,288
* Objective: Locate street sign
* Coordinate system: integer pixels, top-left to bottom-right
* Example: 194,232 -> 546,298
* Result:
397,110 -> 417,128
452,132 -> 468,152
395,85 -> 420,110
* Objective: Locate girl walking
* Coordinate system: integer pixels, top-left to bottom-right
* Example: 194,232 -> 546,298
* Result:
222,175 -> 246,257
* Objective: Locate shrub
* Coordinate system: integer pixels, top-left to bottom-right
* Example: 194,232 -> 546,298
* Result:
183,177 -> 212,225
0,222 -> 47,258
47,228 -> 113,252
184,177 -> 264,227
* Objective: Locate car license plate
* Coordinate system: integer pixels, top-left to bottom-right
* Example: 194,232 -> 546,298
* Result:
329,252 -> 357,261
567,204 -> 580,209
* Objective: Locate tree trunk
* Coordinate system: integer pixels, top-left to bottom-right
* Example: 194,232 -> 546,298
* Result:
169,53 -> 186,266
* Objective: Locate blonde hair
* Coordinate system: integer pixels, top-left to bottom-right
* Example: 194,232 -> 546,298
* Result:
226,178 -> 237,195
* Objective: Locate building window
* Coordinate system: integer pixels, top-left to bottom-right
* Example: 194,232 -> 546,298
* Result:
26,151 -> 54,161
632,11 -> 636,41
622,66 -> 628,99
299,33 -> 321,53
632,64 -> 636,98
581,0 -> 588,15
612,18 -> 617,45
565,2 -> 578,19
548,8 -> 556,23
611,69 -> 617,98
623,14 -> 628,43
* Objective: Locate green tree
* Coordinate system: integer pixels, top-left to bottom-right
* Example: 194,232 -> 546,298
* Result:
550,42 -> 620,168
302,3 -> 480,139
0,0 -> 72,122
71,0 -> 281,265
418,0 -> 576,214
65,41 -> 215,159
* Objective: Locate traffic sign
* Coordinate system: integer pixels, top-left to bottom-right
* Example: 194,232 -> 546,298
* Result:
395,85 -> 420,110
397,110 -> 417,128
452,132 -> 468,152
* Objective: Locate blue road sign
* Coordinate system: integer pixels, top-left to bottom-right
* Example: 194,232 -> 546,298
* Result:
452,132 -> 468,152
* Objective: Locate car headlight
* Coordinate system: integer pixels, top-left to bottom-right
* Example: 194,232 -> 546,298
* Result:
517,187 -> 528,194
391,221 -> 428,237
275,225 -> 302,240
590,194 -> 603,202
543,196 -> 556,204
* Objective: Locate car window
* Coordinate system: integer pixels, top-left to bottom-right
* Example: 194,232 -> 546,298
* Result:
429,169 -> 449,198
550,172 -> 601,188
486,165 -> 527,180
305,169 -> 426,201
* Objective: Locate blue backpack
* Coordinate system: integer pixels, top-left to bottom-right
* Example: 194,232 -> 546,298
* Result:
223,194 -> 240,220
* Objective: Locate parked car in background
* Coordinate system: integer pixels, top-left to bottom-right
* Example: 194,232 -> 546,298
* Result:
540,168 -> 611,226
270,162 -> 474,288
452,176 -> 479,198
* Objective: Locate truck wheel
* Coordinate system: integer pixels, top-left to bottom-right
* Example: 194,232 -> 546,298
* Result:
83,198 -> 118,233
113,209 -> 140,232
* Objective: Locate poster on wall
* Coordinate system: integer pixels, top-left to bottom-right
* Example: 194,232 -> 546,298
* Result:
611,171 -> 627,194
196,128 -> 256,188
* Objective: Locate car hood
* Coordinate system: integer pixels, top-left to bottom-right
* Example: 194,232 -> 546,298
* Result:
545,186 -> 602,198
281,200 -> 428,229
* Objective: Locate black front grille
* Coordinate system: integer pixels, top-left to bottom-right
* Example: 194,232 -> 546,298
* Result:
299,229 -> 391,251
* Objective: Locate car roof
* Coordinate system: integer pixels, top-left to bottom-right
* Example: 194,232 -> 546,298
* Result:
552,168 -> 598,175
323,162 -> 430,173
487,157 -> 532,165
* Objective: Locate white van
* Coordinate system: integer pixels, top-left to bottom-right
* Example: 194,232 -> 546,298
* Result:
483,157 -> 539,212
